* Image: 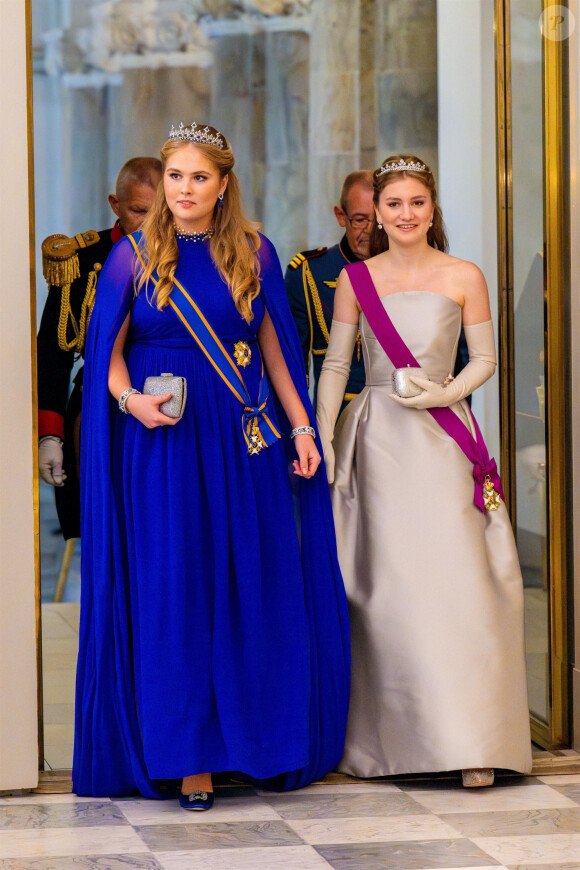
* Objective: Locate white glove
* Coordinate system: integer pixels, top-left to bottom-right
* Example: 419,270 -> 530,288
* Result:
390,320 -> 497,410
316,320 -> 358,484
39,435 -> 66,486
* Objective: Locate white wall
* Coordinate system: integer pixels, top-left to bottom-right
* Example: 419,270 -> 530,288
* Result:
0,0 -> 39,789
437,0 -> 499,460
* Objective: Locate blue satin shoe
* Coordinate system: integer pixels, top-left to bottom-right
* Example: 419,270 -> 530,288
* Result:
178,789 -> 214,811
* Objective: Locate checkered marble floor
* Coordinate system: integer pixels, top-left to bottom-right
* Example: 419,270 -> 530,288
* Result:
1,774 -> 580,869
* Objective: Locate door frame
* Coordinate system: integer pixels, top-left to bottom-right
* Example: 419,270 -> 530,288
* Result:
494,0 -> 570,749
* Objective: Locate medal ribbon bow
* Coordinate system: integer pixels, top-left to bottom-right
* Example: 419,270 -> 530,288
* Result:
241,368 -> 281,453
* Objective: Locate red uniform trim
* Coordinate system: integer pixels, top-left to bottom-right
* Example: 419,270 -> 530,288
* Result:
38,409 -> 65,439
110,221 -> 124,244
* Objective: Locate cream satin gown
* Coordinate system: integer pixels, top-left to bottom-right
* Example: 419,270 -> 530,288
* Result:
332,291 -> 532,777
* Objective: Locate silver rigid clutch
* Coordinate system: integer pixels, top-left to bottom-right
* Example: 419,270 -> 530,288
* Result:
391,366 -> 430,398
143,373 -> 187,418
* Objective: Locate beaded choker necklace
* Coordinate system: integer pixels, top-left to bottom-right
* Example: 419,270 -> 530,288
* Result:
173,223 -> 214,242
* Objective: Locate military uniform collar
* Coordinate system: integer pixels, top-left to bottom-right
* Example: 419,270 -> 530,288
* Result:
338,234 -> 364,264
110,220 -> 124,244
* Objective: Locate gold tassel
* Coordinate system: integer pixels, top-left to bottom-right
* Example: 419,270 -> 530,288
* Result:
42,252 -> 80,288
41,234 -> 81,287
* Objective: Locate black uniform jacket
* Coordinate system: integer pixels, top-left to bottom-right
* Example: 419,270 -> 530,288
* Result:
285,235 -> 366,411
37,224 -> 121,538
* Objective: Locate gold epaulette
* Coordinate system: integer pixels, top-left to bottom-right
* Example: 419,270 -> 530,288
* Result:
287,247 -> 328,271
41,230 -> 101,288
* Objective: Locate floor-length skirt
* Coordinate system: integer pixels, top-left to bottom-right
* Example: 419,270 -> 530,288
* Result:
331,292 -> 532,776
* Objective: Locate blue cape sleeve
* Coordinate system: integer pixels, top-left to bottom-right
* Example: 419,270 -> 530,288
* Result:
74,235 -> 166,797
254,235 -> 351,791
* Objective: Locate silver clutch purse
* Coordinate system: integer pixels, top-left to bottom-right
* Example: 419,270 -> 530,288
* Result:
391,366 -> 430,398
142,372 -> 187,418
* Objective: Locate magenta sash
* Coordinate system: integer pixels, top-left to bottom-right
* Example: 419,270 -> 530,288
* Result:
345,260 -> 504,514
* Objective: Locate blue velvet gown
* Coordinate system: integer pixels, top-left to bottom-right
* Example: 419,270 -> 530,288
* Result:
73,233 -> 350,797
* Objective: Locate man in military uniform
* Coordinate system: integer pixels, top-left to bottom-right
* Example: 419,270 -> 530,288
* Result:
38,156 -> 162,539
285,170 -> 374,410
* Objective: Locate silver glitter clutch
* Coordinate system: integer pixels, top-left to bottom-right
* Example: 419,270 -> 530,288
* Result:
143,373 -> 187,418
391,366 -> 430,398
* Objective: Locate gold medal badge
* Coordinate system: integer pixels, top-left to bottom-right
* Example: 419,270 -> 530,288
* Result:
233,341 -> 252,368
483,475 -> 502,511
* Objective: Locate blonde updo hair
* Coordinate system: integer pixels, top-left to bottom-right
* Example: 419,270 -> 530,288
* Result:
369,154 -> 448,256
136,130 -> 261,322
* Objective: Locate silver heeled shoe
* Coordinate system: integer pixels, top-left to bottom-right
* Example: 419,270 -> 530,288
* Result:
462,768 -> 494,787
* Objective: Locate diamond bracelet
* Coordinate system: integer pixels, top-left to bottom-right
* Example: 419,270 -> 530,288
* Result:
290,425 -> 316,440
118,387 -> 141,414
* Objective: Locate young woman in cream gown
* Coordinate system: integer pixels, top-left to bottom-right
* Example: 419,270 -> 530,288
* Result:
317,155 -> 532,786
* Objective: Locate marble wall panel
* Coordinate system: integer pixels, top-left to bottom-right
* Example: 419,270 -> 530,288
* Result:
307,0 -> 362,242
108,67 -> 211,179
265,32 -> 309,166
376,69 -> 438,154
360,0 -> 376,70
361,147 -> 378,175
264,31 -> 310,263
249,34 -> 267,223
210,35 -> 259,216
309,0 -> 361,75
360,0 -> 377,158
310,72 -> 360,155
265,161 -> 323,266
376,0 -> 437,71
374,0 -> 438,176
360,67 -> 377,156
68,88 -> 111,232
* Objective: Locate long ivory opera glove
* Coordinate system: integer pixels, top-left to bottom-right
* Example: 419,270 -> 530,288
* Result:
316,320 -> 358,484
390,319 -> 497,410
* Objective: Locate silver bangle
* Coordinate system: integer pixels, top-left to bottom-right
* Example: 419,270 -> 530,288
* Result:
118,387 -> 141,414
290,425 -> 316,440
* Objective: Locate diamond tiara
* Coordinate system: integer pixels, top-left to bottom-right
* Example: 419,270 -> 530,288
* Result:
376,158 -> 428,177
168,122 -> 225,150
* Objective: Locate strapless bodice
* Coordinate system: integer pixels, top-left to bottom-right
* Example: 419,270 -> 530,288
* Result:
360,291 -> 462,387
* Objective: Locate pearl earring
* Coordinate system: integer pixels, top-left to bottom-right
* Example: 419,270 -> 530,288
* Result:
377,222 -> 383,230
429,221 -> 433,227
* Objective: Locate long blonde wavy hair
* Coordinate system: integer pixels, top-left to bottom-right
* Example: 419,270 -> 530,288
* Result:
136,133 -> 261,322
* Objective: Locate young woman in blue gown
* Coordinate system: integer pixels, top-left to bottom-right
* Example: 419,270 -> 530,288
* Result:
73,123 -> 350,807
